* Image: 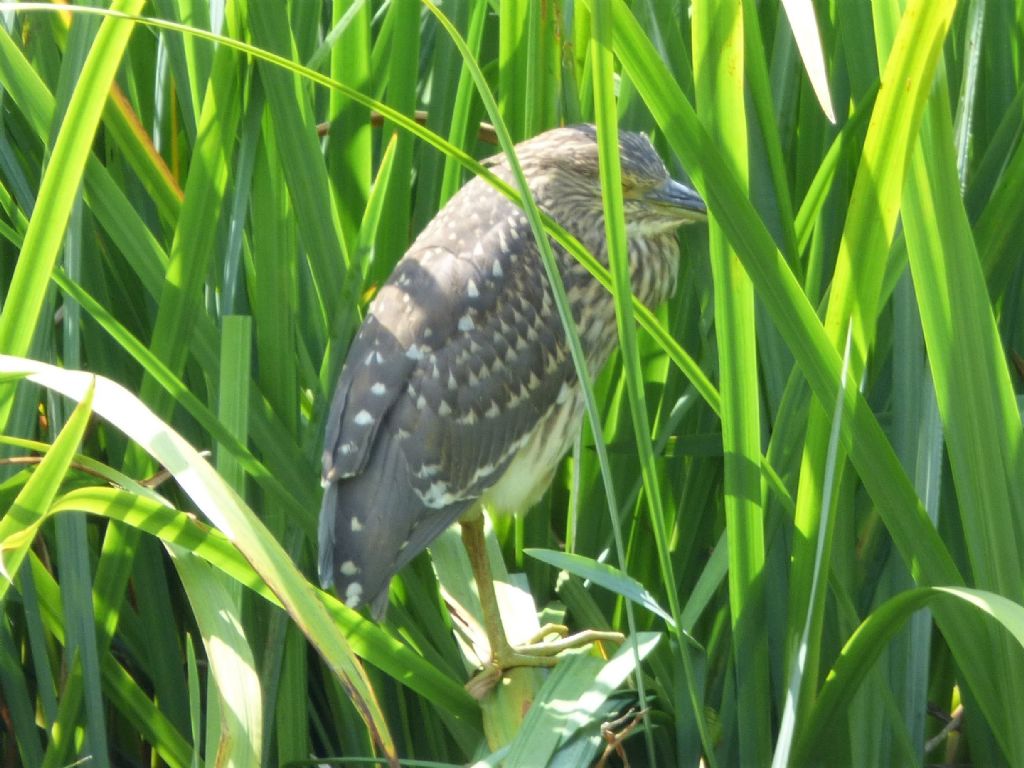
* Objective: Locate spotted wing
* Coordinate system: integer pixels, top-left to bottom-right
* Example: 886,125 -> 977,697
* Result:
391,227 -> 576,510
319,182 -> 579,617
322,311 -> 414,481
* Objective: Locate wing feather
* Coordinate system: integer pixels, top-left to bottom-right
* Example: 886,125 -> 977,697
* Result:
320,176 -> 580,615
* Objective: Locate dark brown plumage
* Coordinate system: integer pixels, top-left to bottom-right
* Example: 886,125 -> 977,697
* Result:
320,124 -> 705,619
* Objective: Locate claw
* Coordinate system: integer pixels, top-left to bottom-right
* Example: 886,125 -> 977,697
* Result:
464,625 -> 625,699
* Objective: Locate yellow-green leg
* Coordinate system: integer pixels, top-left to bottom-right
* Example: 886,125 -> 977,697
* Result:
459,508 -> 624,699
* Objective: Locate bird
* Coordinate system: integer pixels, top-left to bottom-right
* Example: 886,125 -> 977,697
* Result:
319,123 -> 705,676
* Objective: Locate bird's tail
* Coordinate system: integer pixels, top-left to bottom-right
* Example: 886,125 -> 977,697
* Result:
319,430 -> 476,621
318,434 -> 428,620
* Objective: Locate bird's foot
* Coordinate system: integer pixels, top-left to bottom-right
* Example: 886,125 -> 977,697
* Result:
465,624 -> 624,699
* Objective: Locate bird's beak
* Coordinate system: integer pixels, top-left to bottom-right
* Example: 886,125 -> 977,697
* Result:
648,178 -> 707,222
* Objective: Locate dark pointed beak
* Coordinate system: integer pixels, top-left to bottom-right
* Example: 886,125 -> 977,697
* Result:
648,178 -> 707,222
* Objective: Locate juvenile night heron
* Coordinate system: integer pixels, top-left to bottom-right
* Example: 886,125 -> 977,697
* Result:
320,124 -> 705,678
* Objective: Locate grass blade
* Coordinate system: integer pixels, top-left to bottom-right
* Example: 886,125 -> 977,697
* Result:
0,355 -> 399,760
0,382 -> 92,596
0,0 -> 144,427
693,1 -> 769,760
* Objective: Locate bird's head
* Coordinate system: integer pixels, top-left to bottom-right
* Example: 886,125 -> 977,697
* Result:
490,124 -> 706,237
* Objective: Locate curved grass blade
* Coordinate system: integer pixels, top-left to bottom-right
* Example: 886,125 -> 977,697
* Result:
0,382 -> 93,596
525,548 -> 674,628
170,546 -> 262,766
0,0 -> 144,429
42,485 -> 478,725
0,355 -> 398,761
903,67 -> 1024,760
793,587 -> 1024,765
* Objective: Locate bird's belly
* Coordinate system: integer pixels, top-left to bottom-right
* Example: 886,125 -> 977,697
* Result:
481,392 -> 584,514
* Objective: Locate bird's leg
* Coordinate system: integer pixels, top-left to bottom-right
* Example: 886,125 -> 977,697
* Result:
460,509 -> 624,699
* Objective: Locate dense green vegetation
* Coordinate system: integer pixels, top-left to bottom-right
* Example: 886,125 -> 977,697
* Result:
1,1 -> 1023,766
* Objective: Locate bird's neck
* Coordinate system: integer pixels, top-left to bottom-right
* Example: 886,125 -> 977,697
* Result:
574,230 -> 679,310
627,232 -> 680,308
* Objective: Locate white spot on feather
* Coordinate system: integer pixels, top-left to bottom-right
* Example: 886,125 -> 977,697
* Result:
472,462 -> 496,483
371,382 -> 387,396
458,314 -> 475,332
421,480 -> 455,508
340,561 -> 359,576
351,517 -> 364,532
354,410 -> 374,426
507,387 -> 524,407
467,279 -> 479,298
345,582 -> 363,608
